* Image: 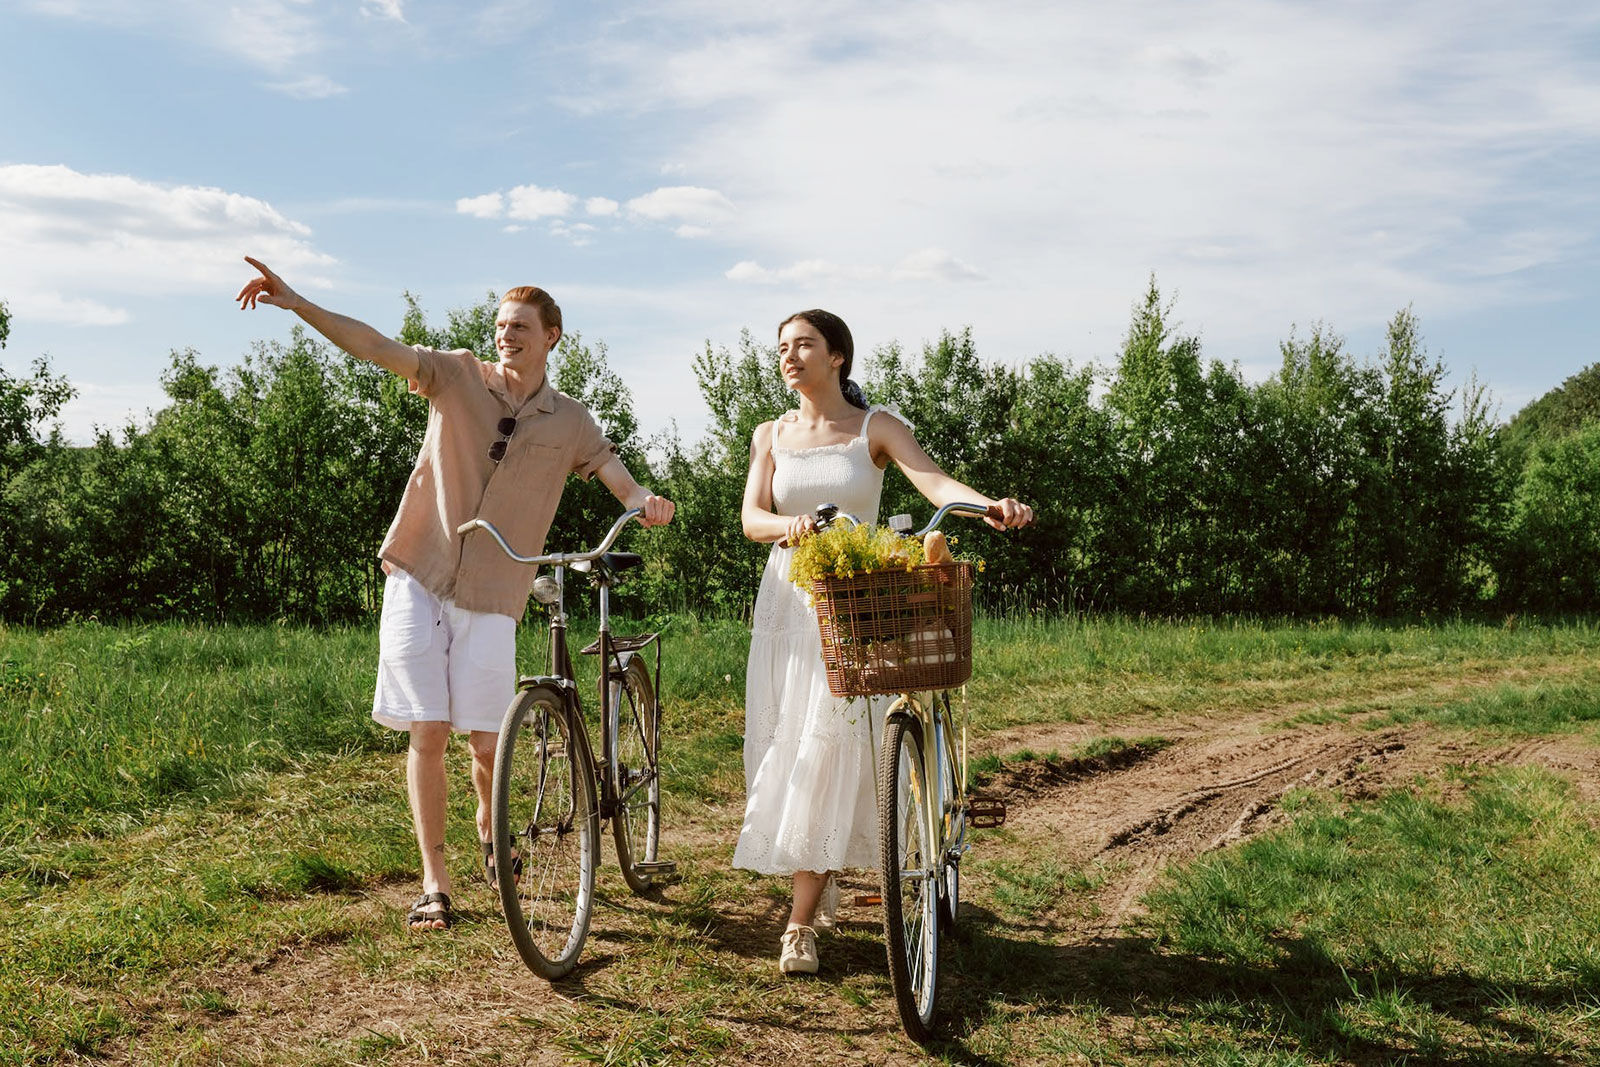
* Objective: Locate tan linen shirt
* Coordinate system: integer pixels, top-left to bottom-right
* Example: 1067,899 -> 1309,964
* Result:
378,346 -> 615,618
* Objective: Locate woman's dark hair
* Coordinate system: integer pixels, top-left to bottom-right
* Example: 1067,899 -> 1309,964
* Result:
779,309 -> 868,409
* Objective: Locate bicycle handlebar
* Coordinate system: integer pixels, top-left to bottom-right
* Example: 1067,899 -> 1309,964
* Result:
457,508 -> 642,566
912,501 -> 1004,538
778,500 -> 1020,548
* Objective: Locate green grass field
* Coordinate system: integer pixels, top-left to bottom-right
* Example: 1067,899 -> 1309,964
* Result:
2,615 -> 1598,1065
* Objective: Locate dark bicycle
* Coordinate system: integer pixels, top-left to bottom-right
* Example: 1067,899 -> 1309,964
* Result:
457,508 -> 676,979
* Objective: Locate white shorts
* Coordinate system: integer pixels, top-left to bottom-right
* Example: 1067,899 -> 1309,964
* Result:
371,569 -> 517,735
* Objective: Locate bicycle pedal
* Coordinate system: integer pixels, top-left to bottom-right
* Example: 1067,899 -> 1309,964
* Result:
853,893 -> 883,907
967,797 -> 1007,828
632,861 -> 681,885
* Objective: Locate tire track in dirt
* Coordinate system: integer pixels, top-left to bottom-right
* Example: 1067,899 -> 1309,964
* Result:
984,709 -> 1600,938
986,721 -> 1426,935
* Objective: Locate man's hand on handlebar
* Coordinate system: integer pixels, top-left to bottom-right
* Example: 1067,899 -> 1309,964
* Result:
637,494 -> 675,528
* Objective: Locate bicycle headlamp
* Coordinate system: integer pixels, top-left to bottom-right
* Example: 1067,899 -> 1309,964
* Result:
531,575 -> 561,605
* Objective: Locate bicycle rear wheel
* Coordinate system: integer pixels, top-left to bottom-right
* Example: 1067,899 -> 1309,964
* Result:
493,684 -> 598,979
608,656 -> 662,894
880,712 -> 940,1043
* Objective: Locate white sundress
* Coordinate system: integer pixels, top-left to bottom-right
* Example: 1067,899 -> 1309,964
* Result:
732,406 -> 902,875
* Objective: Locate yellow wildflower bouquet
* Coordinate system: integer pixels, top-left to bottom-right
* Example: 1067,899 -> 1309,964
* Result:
788,522 -> 925,590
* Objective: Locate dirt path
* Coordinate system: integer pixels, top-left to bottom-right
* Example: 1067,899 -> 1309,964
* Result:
98,703 -> 1600,1066
980,709 -> 1600,939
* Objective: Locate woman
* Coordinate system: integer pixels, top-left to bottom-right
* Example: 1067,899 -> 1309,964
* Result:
735,309 -> 1032,975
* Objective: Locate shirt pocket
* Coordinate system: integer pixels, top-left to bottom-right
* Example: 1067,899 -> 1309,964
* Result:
513,434 -> 568,463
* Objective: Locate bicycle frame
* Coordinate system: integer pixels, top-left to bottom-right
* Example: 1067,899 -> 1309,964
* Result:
459,509 -> 663,826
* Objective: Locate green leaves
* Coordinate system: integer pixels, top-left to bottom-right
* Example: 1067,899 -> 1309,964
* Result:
0,281 -> 1595,621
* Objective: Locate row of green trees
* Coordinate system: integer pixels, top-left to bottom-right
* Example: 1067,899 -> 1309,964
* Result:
2,283 -> 1597,624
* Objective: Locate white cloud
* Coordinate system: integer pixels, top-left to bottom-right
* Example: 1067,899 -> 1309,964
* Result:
674,224 -> 710,239
266,74 -> 349,100
506,184 -> 577,220
0,163 -> 337,323
8,291 -> 131,327
550,220 -> 596,247
564,0 -> 1600,361
625,185 -> 736,226
890,249 -> 985,283
22,0 -> 400,100
725,249 -> 983,286
456,192 -> 505,219
361,0 -> 406,23
56,380 -> 171,436
585,197 -> 619,216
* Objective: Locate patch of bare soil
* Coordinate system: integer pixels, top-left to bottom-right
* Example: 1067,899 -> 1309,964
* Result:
97,697 -> 1600,1065
986,710 -> 1600,936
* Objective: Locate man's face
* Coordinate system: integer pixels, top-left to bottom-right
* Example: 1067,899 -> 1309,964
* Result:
495,300 -> 558,380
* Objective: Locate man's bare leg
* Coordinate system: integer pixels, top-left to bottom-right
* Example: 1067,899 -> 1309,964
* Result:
408,721 -> 453,928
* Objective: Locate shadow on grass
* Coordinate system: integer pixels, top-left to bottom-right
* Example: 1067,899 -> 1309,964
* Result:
928,904 -> 1593,1066
591,886 -> 1593,1064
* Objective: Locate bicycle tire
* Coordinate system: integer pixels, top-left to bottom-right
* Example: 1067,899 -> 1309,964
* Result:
608,656 -> 661,894
880,712 -> 940,1043
493,684 -> 598,980
935,699 -> 962,932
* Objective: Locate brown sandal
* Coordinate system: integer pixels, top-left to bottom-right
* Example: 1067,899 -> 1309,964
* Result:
406,891 -> 452,930
481,841 -> 522,889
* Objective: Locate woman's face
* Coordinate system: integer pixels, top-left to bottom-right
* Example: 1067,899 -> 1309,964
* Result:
778,319 -> 842,393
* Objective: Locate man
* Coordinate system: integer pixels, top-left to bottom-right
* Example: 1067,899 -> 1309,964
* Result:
237,256 -> 674,930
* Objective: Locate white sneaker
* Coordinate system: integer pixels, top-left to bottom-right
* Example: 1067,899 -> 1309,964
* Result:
813,873 -> 840,933
779,925 -> 819,975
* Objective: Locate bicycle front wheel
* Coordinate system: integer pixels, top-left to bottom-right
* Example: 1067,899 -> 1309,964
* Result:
608,656 -> 661,895
935,698 -> 962,932
880,712 -> 940,1043
493,684 -> 598,979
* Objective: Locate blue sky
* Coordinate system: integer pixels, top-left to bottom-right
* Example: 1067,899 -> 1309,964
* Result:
3,0 -> 1598,445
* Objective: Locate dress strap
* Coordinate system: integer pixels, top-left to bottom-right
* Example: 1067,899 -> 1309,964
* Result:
770,412 -> 800,455
860,404 -> 912,439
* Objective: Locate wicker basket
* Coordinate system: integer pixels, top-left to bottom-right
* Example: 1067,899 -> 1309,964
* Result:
812,562 -> 973,697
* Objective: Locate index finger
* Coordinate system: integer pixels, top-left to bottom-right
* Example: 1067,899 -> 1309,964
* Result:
242,255 -> 275,280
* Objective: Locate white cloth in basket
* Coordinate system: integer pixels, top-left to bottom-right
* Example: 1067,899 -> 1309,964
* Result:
732,406 -> 904,875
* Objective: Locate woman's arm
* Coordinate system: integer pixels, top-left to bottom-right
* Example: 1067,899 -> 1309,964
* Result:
741,421 -> 817,544
871,414 -> 1033,529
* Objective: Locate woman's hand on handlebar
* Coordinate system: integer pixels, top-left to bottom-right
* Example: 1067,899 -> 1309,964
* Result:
783,511 -> 818,545
986,498 -> 1034,530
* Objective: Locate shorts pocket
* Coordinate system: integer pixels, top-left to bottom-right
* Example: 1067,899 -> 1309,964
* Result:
379,573 -> 437,659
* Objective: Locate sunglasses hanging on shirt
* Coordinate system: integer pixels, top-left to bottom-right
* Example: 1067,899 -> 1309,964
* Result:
488,416 -> 517,463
